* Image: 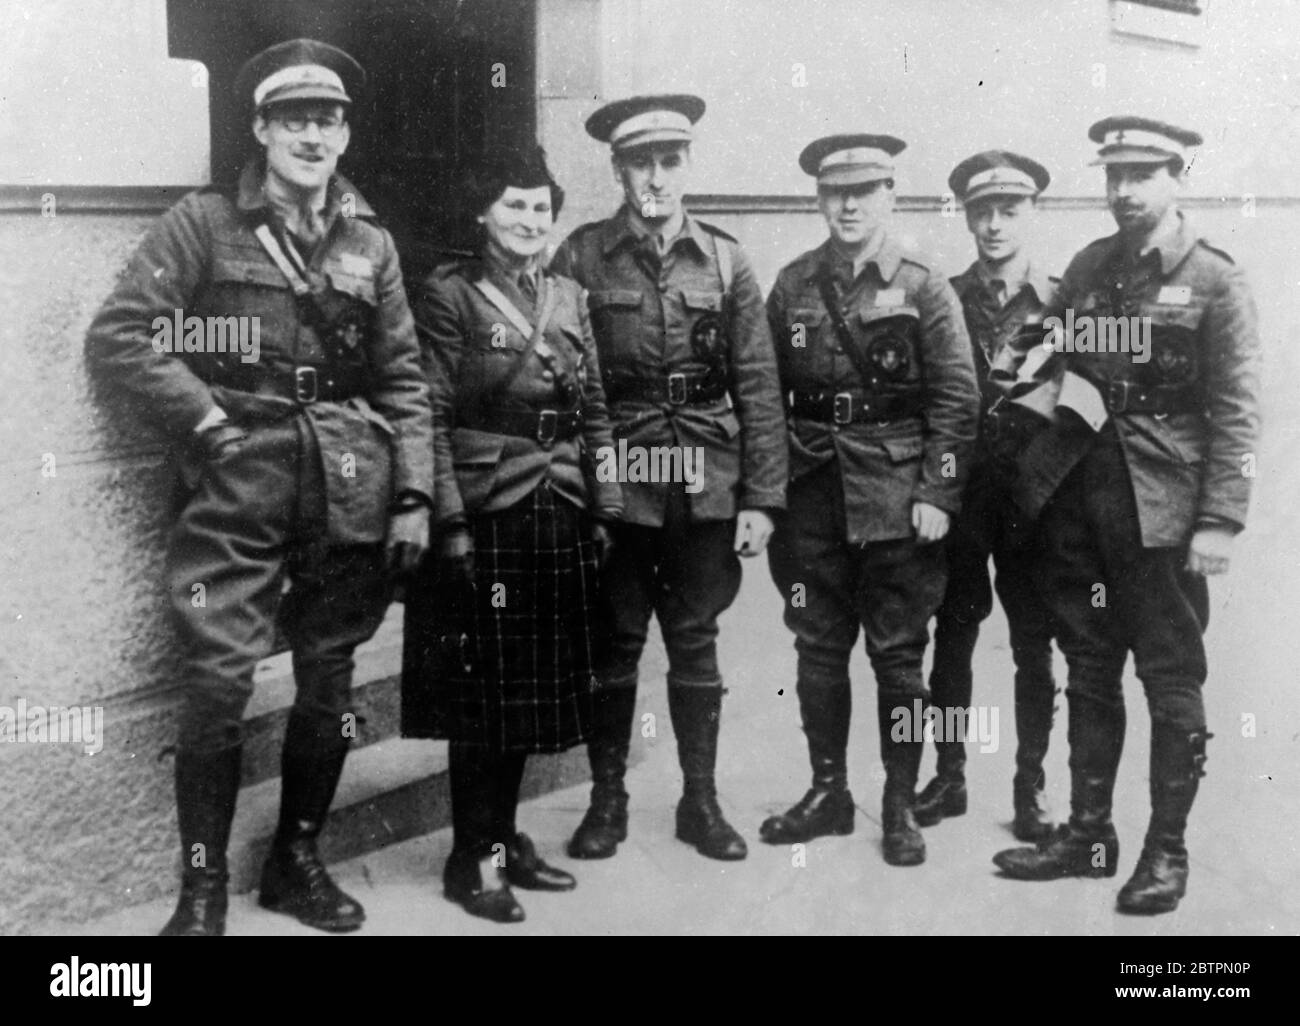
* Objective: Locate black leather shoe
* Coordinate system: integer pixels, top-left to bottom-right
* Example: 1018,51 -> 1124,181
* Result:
258,836 -> 366,932
760,787 -> 855,843
159,871 -> 229,936
677,788 -> 747,860
1012,787 -> 1056,842
994,823 -> 1119,879
1116,846 -> 1187,914
882,792 -> 926,866
506,833 -> 576,891
913,774 -> 967,827
444,851 -> 525,924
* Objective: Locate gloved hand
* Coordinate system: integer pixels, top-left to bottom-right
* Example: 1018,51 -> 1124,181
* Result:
440,527 -> 476,591
386,507 -> 430,575
196,421 -> 249,462
592,521 -> 615,569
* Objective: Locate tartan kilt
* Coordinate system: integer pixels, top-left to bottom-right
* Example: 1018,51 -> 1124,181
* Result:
401,483 -> 601,753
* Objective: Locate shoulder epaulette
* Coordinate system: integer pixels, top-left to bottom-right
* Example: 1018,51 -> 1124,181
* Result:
694,219 -> 738,244
1195,238 -> 1236,265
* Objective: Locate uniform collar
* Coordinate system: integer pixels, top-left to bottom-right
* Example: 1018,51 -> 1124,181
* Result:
483,247 -> 543,295
811,229 -> 902,284
1141,210 -> 1197,275
235,159 -> 375,219
1107,209 -> 1197,276
956,257 -> 1053,304
602,203 -> 708,258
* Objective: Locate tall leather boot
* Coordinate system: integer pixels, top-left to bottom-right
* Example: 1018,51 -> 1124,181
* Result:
759,676 -> 854,843
878,694 -> 926,866
444,743 -> 524,923
1117,726 -> 1208,915
669,683 -> 747,860
258,708 -> 365,932
916,618 -> 975,827
1012,666 -> 1058,842
159,743 -> 242,936
993,689 -> 1123,879
568,685 -> 637,859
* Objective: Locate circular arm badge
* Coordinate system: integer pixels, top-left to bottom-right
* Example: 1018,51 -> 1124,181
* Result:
690,313 -> 726,359
1151,341 -> 1197,385
868,331 -> 911,380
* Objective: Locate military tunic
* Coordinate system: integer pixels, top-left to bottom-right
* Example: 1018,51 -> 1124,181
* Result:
85,162 -> 434,752
550,205 -> 787,689
1030,212 -> 1260,733
765,231 -> 979,698
928,259 -> 1059,792
400,255 -> 622,752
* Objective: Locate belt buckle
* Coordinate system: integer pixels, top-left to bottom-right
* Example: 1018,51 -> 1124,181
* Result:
537,409 -> 558,446
833,391 -> 853,425
294,366 -> 318,404
667,372 -> 688,405
1107,378 -> 1130,414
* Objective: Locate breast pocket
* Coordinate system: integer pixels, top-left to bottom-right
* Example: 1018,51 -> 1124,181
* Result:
207,256 -> 292,310
780,306 -> 829,382
1139,302 -> 1203,389
856,305 -> 921,388
587,289 -> 644,358
199,256 -> 294,365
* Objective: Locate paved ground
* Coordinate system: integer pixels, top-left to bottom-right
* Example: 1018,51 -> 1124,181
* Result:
72,454 -> 1300,935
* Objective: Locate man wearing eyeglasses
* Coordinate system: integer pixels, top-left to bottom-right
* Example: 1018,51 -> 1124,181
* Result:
85,39 -> 434,936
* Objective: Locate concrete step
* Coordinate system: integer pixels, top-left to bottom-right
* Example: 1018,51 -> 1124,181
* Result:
226,734 -> 599,894
238,611 -> 405,786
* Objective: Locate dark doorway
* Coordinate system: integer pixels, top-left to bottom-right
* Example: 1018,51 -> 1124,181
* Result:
167,0 -> 537,277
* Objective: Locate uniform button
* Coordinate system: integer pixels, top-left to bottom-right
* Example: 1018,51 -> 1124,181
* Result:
659,282 -> 669,293
541,370 -> 554,382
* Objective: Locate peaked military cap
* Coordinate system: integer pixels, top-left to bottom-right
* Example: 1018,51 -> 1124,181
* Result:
585,94 -> 706,152
948,150 -> 1050,205
799,134 -> 906,187
234,38 -> 365,112
1088,116 -> 1203,167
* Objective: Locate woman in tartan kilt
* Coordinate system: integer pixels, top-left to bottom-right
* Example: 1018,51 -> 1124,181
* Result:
401,144 -> 623,923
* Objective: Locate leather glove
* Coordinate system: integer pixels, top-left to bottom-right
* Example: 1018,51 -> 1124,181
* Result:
196,421 -> 249,462
439,527 -> 476,591
386,507 -> 430,575
592,521 -> 615,569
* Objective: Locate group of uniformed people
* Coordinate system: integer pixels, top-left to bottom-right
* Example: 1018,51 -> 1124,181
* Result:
84,38 -> 1259,934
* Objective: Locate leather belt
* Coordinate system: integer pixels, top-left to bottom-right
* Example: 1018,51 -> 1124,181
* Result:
606,371 -> 727,406
462,408 -> 583,447
208,364 -> 364,405
788,389 -> 923,424
1099,378 -> 1201,416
